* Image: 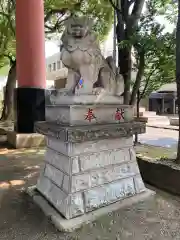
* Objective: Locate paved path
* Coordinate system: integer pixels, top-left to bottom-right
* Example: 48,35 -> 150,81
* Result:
138,127 -> 178,148
147,124 -> 178,131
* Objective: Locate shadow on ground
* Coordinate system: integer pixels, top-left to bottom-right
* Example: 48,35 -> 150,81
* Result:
1,141 -> 180,239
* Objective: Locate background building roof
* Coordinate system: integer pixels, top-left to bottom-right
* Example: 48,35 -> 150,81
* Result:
157,83 -> 176,92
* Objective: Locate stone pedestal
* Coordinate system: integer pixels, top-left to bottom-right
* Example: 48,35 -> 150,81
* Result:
32,90 -> 150,229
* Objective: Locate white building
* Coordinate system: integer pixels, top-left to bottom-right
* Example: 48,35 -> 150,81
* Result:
46,52 -> 67,80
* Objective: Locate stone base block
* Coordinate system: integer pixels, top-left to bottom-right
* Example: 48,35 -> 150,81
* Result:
36,136 -> 147,220
46,104 -> 134,126
134,116 -> 148,123
7,131 -> 45,148
37,173 -> 146,219
45,92 -> 132,125
170,117 -> 179,126
27,186 -> 154,232
133,112 -> 144,117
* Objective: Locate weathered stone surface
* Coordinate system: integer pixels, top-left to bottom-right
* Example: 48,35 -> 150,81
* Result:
42,151 -> 141,194
72,173 -> 91,192
47,137 -> 133,157
45,148 -> 79,174
44,164 -> 64,188
46,106 -> 70,124
84,178 -> 136,211
75,137 -> 133,156
62,174 -> 70,192
46,138 -> 137,173
131,162 -> 140,174
72,158 -> 80,174
89,163 -> 138,187
134,175 -> 146,193
46,104 -> 133,125
37,176 -> 84,219
170,117 -> 179,126
46,91 -> 124,105
35,121 -> 145,143
79,148 -> 131,171
71,162 -> 139,192
129,148 -> 137,161
47,138 -> 70,156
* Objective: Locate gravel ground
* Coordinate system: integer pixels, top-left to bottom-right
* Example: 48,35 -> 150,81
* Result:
1,146 -> 180,239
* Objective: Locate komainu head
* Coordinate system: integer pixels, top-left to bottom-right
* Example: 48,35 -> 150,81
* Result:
65,16 -> 93,38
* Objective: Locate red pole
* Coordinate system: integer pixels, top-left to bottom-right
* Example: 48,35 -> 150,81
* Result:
16,0 -> 46,88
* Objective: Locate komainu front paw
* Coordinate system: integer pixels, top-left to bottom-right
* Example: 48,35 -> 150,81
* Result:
92,87 -> 105,95
66,88 -> 76,95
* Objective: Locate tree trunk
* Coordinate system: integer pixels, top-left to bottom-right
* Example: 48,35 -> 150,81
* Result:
1,62 -> 16,121
130,51 -> 145,105
176,0 -> 180,163
116,15 -> 132,104
113,0 -> 145,105
134,90 -> 140,144
120,48 -> 132,104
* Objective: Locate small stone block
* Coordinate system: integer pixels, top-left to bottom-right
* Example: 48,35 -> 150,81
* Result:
170,117 -> 179,126
45,148 -> 79,174
84,178 -> 136,212
7,131 -> 45,149
79,148 -> 131,171
47,137 -> 133,157
37,176 -> 84,219
44,164 -> 64,188
134,175 -> 146,193
71,162 -> 139,193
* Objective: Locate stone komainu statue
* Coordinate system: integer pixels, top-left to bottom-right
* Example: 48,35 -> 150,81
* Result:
60,16 -> 124,96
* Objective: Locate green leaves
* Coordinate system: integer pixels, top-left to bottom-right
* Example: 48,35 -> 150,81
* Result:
133,0 -> 176,99
44,0 -> 113,41
0,0 -> 113,70
0,0 -> 16,70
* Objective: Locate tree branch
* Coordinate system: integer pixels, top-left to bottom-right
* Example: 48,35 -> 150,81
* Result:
109,0 -> 121,13
3,54 -> 16,66
121,0 -> 129,23
139,67 -> 158,100
139,78 -> 149,101
45,16 -> 69,33
0,12 -> 15,36
44,9 -> 68,23
128,0 -> 145,28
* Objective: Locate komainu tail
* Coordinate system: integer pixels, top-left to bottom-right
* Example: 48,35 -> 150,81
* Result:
106,56 -> 124,96
105,56 -> 116,75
